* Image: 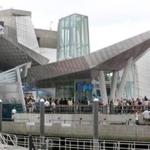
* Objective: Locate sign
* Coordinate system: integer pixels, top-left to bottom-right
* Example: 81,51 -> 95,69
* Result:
76,82 -> 93,92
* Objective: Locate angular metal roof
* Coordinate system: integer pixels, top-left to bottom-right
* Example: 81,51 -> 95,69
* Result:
0,9 -> 49,71
0,36 -> 48,71
28,56 -> 90,82
85,31 -> 150,70
28,31 -> 150,85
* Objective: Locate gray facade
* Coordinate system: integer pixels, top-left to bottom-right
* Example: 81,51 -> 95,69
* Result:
35,29 -> 57,63
0,9 -> 48,71
35,29 -> 57,49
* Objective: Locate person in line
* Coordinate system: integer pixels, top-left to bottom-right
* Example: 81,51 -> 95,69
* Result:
142,109 -> 150,124
135,111 -> 139,125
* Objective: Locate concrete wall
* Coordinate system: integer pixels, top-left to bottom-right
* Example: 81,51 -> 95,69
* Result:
35,29 -> 57,49
14,113 -> 140,125
2,113 -> 150,141
2,121 -> 150,141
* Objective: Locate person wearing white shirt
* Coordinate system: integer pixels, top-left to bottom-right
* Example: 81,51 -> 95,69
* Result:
142,110 -> 150,122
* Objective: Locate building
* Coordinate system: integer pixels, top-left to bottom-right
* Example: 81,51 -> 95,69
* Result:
35,29 -> 57,63
0,9 -> 150,108
0,9 -> 57,107
28,30 -> 150,105
57,14 -> 90,61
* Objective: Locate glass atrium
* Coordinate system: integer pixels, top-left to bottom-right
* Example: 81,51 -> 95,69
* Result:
57,14 -> 90,60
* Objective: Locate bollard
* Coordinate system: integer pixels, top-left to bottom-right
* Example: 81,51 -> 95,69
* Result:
93,98 -> 99,150
29,134 -> 32,150
29,134 -> 35,150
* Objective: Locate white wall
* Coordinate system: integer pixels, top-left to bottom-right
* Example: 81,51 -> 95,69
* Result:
135,50 -> 150,98
39,48 -> 57,63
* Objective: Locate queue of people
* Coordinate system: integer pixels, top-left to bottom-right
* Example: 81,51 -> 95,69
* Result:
24,95 -> 150,125
109,96 -> 150,114
24,95 -> 150,116
24,96 -> 75,113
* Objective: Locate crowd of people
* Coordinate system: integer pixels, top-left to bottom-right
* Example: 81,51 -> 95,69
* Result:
109,96 -> 150,114
23,95 -> 150,125
25,96 -> 75,113
24,95 -> 150,114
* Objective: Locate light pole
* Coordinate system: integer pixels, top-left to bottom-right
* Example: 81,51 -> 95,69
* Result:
0,99 -> 2,132
40,98 -> 48,149
93,97 -> 99,150
40,98 -> 45,137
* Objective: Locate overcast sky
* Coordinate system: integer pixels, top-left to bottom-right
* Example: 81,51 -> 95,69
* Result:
1,0 -> 150,51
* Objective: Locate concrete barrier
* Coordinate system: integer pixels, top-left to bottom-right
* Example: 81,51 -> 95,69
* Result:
2,113 -> 149,141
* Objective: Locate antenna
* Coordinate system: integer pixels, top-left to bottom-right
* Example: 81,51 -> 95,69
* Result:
50,21 -> 53,30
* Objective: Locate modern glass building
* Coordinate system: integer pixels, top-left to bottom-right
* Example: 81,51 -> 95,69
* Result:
1,9 -> 150,106
57,14 -> 90,61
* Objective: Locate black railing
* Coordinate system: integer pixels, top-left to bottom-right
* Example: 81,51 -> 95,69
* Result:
26,104 -> 150,114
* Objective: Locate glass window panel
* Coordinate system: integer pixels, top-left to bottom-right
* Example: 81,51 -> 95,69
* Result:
57,14 -> 90,60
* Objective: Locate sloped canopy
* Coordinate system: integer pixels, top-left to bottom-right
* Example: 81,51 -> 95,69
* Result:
0,36 -> 48,71
27,31 -> 150,86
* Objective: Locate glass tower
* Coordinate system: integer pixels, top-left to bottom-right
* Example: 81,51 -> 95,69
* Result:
57,14 -> 90,61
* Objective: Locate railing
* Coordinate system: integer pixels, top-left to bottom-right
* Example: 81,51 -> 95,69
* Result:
28,104 -> 150,114
0,133 -> 18,149
4,134 -> 150,150
2,133 -> 18,146
26,104 -> 93,114
0,133 -> 17,146
0,133 -> 7,145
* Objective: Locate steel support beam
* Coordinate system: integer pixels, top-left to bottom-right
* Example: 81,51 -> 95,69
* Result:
109,71 -> 118,102
116,58 -> 133,99
99,71 -> 108,105
16,68 -> 26,112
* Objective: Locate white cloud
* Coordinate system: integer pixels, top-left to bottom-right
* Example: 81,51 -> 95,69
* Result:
90,20 -> 150,51
1,0 -> 150,51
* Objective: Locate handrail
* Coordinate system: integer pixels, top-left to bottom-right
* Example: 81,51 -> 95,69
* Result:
4,134 -> 150,149
25,104 -> 150,114
0,133 -> 17,146
0,133 -> 7,145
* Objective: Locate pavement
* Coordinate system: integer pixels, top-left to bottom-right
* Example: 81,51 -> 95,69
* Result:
0,145 -> 28,150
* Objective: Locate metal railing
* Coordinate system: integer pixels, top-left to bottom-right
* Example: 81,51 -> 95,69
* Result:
2,134 -> 150,150
0,133 -> 19,149
0,133 -> 17,146
27,104 -> 150,114
34,104 -> 93,114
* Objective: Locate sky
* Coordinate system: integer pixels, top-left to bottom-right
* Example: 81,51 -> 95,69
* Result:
1,0 -> 150,52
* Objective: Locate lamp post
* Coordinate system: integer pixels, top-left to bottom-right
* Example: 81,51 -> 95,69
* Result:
93,97 -> 99,150
40,98 -> 45,137
0,99 -> 2,132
